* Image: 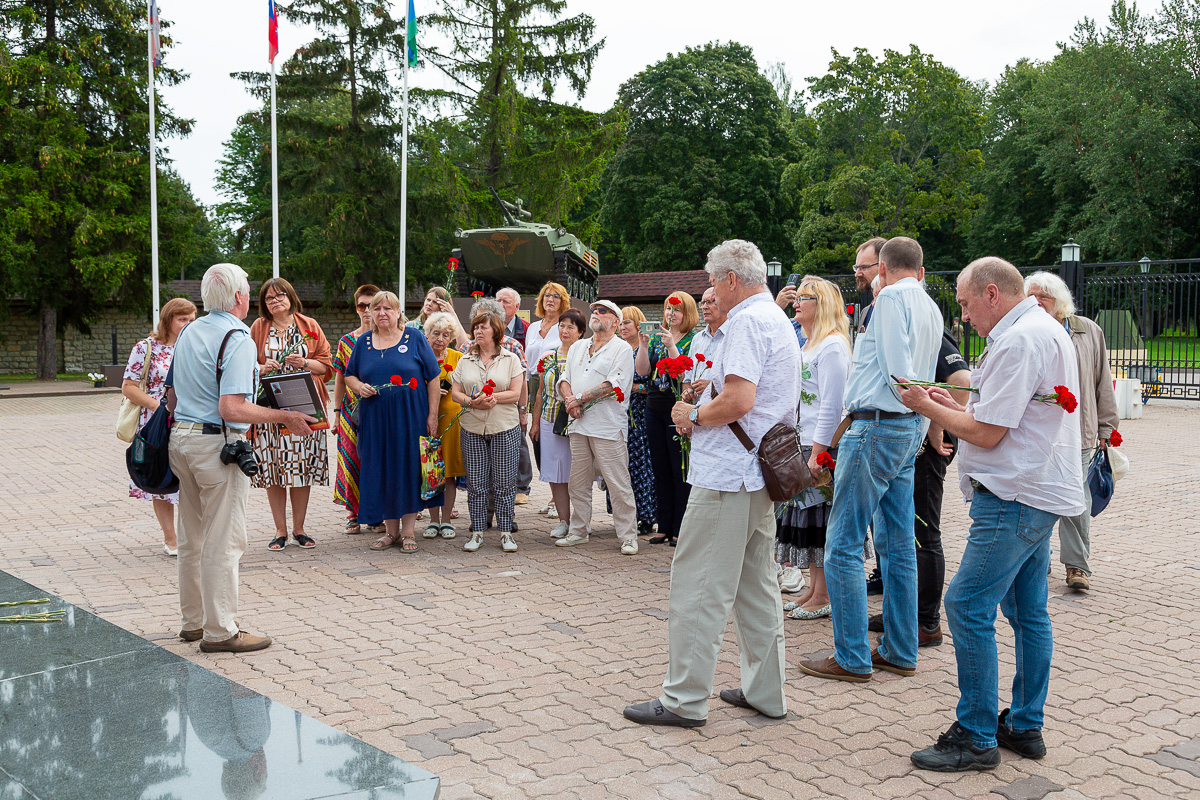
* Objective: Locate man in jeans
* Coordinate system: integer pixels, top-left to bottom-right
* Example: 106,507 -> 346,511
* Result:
900,257 -> 1083,771
167,263 -> 316,653
557,300 -> 638,554
623,239 -> 801,727
797,236 -> 942,684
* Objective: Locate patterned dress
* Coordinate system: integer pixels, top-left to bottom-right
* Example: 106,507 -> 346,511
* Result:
123,338 -> 178,503
331,331 -> 363,517
434,348 -> 465,478
627,373 -> 658,530
250,323 -> 330,489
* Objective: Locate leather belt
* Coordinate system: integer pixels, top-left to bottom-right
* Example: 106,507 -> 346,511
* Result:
173,421 -> 223,434
829,409 -> 916,448
969,479 -> 995,496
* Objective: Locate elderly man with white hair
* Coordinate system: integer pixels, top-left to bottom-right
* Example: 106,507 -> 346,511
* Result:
166,263 -> 317,654
623,239 -> 801,727
1025,271 -> 1119,592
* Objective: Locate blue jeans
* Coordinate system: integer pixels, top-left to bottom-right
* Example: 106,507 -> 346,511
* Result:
945,491 -> 1058,747
824,415 -> 923,674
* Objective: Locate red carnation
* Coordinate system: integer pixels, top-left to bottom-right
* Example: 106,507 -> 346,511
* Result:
706,360 -> 713,368
614,387 -> 625,402
693,353 -> 705,362
481,385 -> 494,397
816,452 -> 837,470
1109,430 -> 1123,447
448,257 -> 459,272
486,379 -> 496,388
390,375 -> 405,386
537,361 -> 546,373
471,290 -> 484,298
408,377 -> 418,389
667,296 -> 682,306
304,329 -> 318,340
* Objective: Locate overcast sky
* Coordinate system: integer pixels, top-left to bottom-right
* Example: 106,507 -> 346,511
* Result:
156,0 -> 1135,211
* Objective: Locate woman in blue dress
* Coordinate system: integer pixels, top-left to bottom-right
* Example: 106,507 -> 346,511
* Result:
343,291 -> 443,554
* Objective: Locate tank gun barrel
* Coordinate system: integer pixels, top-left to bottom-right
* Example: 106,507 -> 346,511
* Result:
489,186 -> 531,224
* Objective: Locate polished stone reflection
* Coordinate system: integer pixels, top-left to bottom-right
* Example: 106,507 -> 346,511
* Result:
0,571 -> 439,800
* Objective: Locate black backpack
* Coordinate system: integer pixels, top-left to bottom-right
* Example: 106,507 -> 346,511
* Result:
126,402 -> 179,494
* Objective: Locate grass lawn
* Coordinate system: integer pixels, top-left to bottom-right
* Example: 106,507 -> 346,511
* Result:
1148,336 -> 1200,364
0,373 -> 90,383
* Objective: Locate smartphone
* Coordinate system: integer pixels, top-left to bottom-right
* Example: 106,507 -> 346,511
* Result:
785,273 -> 803,288
640,321 -> 659,335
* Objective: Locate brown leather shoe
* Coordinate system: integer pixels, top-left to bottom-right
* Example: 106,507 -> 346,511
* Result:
797,655 -> 871,683
1066,568 -> 1090,591
179,628 -> 203,642
871,648 -> 916,676
199,631 -> 272,653
920,626 -> 944,648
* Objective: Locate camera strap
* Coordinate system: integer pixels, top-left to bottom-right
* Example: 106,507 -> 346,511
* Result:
215,329 -> 242,442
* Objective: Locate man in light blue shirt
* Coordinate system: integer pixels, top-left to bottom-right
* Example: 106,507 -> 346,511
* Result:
167,263 -> 316,655
798,236 -> 943,684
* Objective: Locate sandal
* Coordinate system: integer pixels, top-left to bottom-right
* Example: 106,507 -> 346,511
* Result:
268,536 -> 287,551
399,536 -> 419,554
369,533 -> 397,551
786,603 -> 832,620
450,509 -> 460,519
293,533 -> 317,549
344,518 -> 361,534
439,523 -> 456,539
422,523 -> 441,539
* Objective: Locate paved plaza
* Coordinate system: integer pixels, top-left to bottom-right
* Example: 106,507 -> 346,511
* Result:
2,387 -> 1199,799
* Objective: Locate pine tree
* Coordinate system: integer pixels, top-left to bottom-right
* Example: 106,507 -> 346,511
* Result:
0,0 -> 195,378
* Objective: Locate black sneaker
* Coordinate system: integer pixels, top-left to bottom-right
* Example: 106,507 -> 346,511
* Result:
996,708 -> 1046,759
865,568 -> 883,596
911,722 -> 1000,772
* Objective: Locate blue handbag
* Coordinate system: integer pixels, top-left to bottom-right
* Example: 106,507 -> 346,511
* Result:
1087,447 -> 1114,517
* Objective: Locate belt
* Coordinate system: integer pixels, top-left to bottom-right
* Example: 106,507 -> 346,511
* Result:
829,409 -> 915,448
969,479 -> 994,496
173,421 -> 223,434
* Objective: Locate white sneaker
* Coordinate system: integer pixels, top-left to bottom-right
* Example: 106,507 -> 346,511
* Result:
620,539 -> 638,555
780,567 -> 806,593
555,532 -> 590,547
463,533 -> 484,552
549,521 -> 570,539
500,533 -> 518,552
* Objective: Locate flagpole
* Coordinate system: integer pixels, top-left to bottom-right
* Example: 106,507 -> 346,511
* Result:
270,58 -> 280,280
147,0 -> 160,325
399,51 -> 409,307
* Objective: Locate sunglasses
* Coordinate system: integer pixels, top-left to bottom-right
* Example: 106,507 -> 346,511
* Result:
356,302 -> 371,310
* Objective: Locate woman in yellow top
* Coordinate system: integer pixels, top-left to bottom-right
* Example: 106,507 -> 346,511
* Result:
422,311 -> 466,539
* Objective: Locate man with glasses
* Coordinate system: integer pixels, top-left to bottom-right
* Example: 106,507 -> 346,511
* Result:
685,288 -> 728,400
853,237 -> 886,333
557,300 -> 638,554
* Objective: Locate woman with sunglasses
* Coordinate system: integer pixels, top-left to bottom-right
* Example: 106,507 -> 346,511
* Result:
778,279 -> 851,620
332,284 -> 381,535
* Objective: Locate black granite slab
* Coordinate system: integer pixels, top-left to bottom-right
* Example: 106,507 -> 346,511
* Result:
0,571 -> 439,800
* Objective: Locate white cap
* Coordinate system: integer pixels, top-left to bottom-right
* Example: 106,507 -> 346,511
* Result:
589,299 -> 623,317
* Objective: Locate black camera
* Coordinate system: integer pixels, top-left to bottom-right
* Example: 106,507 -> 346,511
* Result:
220,439 -> 259,477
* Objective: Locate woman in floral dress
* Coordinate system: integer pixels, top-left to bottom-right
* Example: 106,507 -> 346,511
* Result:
331,284 -> 380,534
616,307 -> 657,534
121,297 -> 196,556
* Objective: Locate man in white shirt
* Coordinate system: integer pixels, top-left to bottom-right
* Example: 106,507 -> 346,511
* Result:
684,287 -> 726,401
623,240 -> 801,727
899,257 -> 1084,772
557,300 -> 638,554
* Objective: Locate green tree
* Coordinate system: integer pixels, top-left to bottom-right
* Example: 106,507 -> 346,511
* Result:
599,42 -> 795,273
785,45 -> 986,273
0,0 -> 195,378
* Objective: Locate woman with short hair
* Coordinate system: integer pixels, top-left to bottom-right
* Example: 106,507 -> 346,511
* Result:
250,278 -> 333,552
451,312 -> 527,553
122,297 -> 197,556
422,311 -> 468,539
634,290 -> 699,546
331,284 -> 380,534
530,307 -> 586,539
343,292 -> 443,554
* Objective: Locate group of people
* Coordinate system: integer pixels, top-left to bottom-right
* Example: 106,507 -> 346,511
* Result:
132,232 -> 1117,770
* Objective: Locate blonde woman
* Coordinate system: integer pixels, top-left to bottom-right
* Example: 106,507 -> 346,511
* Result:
122,297 -> 197,556
778,279 -> 852,620
409,286 -> 469,347
634,290 -> 699,546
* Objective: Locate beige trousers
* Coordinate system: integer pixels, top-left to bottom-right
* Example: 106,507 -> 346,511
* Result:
660,486 -> 787,720
169,428 -> 250,642
567,433 -> 637,543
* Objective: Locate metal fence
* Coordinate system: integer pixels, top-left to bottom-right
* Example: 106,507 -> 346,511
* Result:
821,259 -> 1200,400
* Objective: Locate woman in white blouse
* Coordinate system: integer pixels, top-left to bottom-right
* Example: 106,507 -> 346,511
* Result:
777,279 -> 852,620
524,281 -> 567,514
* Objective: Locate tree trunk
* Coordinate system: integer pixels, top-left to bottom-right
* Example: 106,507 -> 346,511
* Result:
36,304 -> 57,380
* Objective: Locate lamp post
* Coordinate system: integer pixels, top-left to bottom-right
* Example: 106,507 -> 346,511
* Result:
766,258 -> 782,297
1060,238 -> 1082,311
1139,255 -> 1151,341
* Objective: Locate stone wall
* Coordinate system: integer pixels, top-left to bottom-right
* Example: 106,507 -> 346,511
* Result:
0,303 -> 366,375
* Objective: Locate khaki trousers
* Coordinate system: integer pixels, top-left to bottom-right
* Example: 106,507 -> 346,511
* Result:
169,428 -> 250,642
660,486 -> 786,720
567,433 -> 636,543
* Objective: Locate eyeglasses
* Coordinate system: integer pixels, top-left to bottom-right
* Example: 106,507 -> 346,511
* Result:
265,293 -> 289,303
699,300 -> 717,306
853,261 -> 879,274
796,295 -> 817,302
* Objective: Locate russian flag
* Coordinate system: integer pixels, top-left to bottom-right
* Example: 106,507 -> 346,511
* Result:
150,0 -> 161,67
268,0 -> 279,64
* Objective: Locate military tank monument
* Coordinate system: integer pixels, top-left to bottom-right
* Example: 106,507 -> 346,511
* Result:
451,189 -> 599,302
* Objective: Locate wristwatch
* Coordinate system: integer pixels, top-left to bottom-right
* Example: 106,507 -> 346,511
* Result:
688,405 -> 700,425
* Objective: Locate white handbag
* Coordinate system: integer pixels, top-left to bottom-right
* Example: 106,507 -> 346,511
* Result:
116,338 -> 154,442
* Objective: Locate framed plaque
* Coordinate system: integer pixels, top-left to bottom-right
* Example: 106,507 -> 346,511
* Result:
257,372 -> 329,433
